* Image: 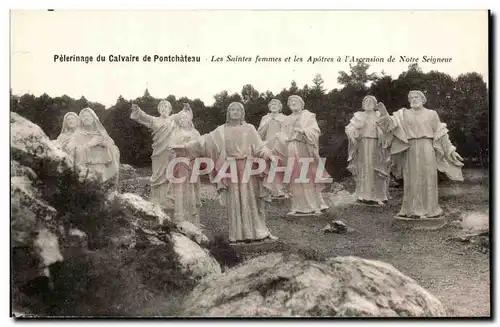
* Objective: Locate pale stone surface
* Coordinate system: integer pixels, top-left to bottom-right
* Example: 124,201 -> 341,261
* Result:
171,232 -> 222,279
34,228 -> 64,268
345,95 -> 390,203
11,112 -> 100,183
11,160 -> 37,180
71,108 -> 120,183
324,190 -> 356,208
461,211 -> 489,234
376,91 -> 464,218
54,112 -> 79,154
181,253 -> 447,317
176,220 -> 209,246
258,99 -> 288,198
130,102 -> 193,210
11,112 -> 73,173
108,192 -> 171,226
11,176 -> 58,234
273,95 -> 329,214
184,102 -> 275,242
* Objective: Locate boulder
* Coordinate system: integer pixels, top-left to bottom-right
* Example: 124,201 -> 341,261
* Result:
171,232 -> 222,279
10,112 -> 100,183
106,192 -> 221,278
11,175 -> 59,247
461,211 -> 489,235
181,253 -> 446,317
11,160 -> 37,180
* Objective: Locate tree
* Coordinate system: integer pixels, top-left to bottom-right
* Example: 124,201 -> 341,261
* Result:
312,74 -> 325,93
241,84 -> 259,103
337,62 -> 377,89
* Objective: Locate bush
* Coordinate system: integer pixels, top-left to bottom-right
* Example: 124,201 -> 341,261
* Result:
206,235 -> 244,270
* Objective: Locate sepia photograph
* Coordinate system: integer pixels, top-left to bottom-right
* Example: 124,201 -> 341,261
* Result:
9,9 -> 490,318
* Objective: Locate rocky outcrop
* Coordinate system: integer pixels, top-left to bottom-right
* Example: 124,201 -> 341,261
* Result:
11,112 -> 221,316
181,253 -> 446,317
106,192 -> 220,278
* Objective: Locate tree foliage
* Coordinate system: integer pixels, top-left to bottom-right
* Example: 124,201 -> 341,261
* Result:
10,65 -> 489,177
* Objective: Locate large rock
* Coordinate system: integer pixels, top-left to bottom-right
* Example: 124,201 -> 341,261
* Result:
171,232 -> 221,279
11,174 -> 64,290
10,112 -> 99,182
11,175 -> 59,247
10,113 -> 221,315
106,192 -> 221,279
181,253 -> 446,317
461,211 -> 489,234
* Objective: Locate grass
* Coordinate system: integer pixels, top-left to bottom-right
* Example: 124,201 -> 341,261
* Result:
195,169 -> 490,317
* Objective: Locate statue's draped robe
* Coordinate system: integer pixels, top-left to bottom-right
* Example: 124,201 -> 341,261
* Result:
71,130 -> 120,183
169,127 -> 202,227
258,113 -> 287,196
377,108 -> 464,217
55,130 -> 77,154
258,113 -> 286,148
346,111 -> 391,202
131,108 -> 190,209
274,110 -> 330,213
186,123 -> 273,242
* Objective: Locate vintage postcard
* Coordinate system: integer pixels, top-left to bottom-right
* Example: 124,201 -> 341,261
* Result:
10,9 -> 490,318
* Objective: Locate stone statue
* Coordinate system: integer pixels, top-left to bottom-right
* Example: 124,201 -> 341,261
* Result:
258,99 -> 287,148
345,95 -> 391,205
273,95 -> 330,216
130,100 -> 192,210
172,102 -> 278,243
169,108 -> 202,227
70,108 -> 120,183
55,112 -> 80,153
376,90 -> 464,218
258,99 -> 288,199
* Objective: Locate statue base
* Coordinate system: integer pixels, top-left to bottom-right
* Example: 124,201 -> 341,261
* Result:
392,215 -> 446,230
354,202 -> 385,207
286,211 -> 325,219
229,237 -> 278,247
270,196 -> 289,205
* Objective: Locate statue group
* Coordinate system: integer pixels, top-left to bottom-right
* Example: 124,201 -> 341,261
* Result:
54,90 -> 464,244
55,108 -> 120,184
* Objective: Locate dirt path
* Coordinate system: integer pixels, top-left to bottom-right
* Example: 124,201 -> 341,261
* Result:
198,172 -> 490,317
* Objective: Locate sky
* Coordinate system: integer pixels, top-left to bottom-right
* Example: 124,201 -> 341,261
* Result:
10,10 -> 489,108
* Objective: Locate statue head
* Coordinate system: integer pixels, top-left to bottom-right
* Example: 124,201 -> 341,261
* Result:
158,100 -> 172,117
268,99 -> 283,113
287,95 -> 304,113
61,112 -> 79,133
408,90 -> 426,109
226,102 -> 245,124
175,111 -> 195,130
362,95 -> 377,111
80,108 -> 97,130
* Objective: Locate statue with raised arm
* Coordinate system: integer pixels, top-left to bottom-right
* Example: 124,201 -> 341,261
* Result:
70,108 -> 120,183
346,95 -> 391,206
376,90 -> 464,219
172,102 -> 279,244
130,100 -> 192,210
273,95 -> 330,216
